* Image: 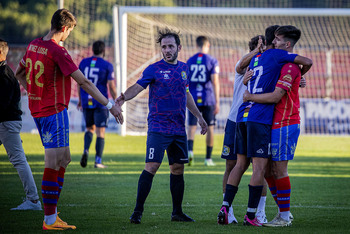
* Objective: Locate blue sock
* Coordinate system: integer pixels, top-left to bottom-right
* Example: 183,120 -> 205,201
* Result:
246,184 -> 263,220
95,137 -> 105,164
206,146 -> 213,159
187,140 -> 194,151
134,170 -> 154,213
222,184 -> 238,208
170,173 -> 184,215
84,131 -> 93,153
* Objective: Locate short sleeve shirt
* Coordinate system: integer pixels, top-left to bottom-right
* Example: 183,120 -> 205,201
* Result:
272,63 -> 301,129
79,56 -> 114,109
20,38 -> 78,117
137,59 -> 189,135
187,53 -> 219,106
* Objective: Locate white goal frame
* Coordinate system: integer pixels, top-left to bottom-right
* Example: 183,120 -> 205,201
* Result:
112,6 -> 350,136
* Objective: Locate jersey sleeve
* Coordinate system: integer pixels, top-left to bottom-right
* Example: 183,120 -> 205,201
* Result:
54,47 -> 78,77
185,65 -> 190,92
276,63 -> 301,91
19,44 -> 31,68
107,62 -> 114,80
274,49 -> 298,65
211,58 -> 220,74
136,65 -> 154,89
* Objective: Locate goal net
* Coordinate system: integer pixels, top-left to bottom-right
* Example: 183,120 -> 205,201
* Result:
113,6 -> 350,135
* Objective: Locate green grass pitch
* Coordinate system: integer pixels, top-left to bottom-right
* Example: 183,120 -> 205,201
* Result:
1,133 -> 350,233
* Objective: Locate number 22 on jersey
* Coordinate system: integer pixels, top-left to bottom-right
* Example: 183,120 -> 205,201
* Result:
26,58 -> 44,87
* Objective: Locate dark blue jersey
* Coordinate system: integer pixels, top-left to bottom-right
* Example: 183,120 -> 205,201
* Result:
137,59 -> 189,135
236,49 -> 298,125
79,56 -> 114,109
187,53 -> 219,106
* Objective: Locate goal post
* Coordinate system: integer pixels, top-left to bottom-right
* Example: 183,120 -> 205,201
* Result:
113,6 -> 350,136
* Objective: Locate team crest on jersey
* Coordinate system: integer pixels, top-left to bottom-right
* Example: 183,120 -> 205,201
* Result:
222,145 -> 230,156
283,74 -> 292,82
181,71 -> 187,80
42,131 -> 53,144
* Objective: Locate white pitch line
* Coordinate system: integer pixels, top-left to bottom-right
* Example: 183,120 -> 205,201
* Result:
60,203 -> 350,210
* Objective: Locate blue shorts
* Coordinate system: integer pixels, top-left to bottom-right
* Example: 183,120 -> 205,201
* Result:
188,105 -> 216,126
235,121 -> 271,158
221,119 -> 237,160
146,132 -> 188,164
271,124 -> 300,161
83,108 -> 109,128
34,109 -> 69,149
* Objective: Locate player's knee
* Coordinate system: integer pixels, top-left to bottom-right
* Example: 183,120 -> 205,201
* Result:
144,163 -> 161,175
170,163 -> 184,175
226,160 -> 236,172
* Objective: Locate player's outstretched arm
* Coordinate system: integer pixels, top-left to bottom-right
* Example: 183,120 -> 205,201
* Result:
243,87 -> 286,104
186,92 -> 208,135
294,55 -> 313,76
15,64 -> 27,90
116,83 -> 144,107
71,69 -> 123,124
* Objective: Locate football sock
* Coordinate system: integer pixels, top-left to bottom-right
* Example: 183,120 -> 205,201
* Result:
265,176 -> 278,205
57,167 -> 65,200
170,173 -> 185,215
84,131 -> 93,153
257,196 -> 266,212
187,140 -> 194,152
134,170 -> 154,213
276,176 -> 291,221
246,184 -> 263,220
95,137 -> 105,164
42,168 -> 59,224
206,146 -> 213,159
222,184 -> 238,208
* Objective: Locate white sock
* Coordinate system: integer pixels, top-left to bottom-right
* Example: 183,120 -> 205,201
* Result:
44,213 -> 57,225
257,196 -> 266,212
280,211 -> 290,221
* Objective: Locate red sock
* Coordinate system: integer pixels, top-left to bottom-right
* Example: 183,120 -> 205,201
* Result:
57,167 -> 65,200
42,168 -> 59,215
275,176 -> 291,212
265,176 -> 278,204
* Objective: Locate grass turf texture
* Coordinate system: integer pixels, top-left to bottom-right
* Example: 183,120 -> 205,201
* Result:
0,133 -> 350,233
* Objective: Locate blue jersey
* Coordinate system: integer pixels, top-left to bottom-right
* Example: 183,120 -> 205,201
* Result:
79,56 -> 114,109
137,59 -> 189,135
236,49 -> 298,125
187,53 -> 219,106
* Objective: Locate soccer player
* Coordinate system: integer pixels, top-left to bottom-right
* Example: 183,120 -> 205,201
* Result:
116,28 -> 208,224
15,9 -> 123,230
243,25 -> 307,227
220,35 -> 266,224
78,40 -> 117,169
0,39 -> 42,211
187,36 -> 220,166
217,25 -> 312,227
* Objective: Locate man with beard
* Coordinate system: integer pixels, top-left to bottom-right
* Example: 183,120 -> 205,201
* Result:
116,28 -> 208,224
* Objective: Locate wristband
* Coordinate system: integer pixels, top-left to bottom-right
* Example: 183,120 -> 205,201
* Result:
105,101 -> 113,110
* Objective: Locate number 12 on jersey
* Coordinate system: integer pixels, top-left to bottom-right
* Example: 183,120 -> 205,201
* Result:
248,66 -> 263,94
